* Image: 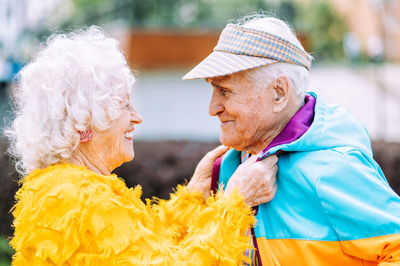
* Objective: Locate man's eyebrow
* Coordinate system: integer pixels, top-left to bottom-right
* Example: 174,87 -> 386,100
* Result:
206,75 -> 229,84
207,79 -> 225,87
209,82 -> 226,90
209,81 -> 219,87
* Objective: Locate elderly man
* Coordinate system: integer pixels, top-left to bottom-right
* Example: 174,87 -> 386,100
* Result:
183,15 -> 400,265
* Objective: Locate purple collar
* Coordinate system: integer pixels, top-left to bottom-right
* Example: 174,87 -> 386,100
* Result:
262,94 -> 316,155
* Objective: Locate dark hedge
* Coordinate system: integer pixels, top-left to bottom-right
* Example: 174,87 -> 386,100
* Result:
1,139 -> 399,237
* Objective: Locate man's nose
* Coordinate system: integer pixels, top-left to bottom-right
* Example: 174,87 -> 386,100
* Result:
209,91 -> 224,116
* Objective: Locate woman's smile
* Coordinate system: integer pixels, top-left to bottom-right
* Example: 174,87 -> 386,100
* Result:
123,130 -> 134,141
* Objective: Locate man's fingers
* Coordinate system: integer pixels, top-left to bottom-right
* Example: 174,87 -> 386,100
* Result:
255,150 -> 265,160
249,153 -> 260,163
241,151 -> 261,165
273,164 -> 278,175
254,182 -> 277,205
257,154 -> 278,166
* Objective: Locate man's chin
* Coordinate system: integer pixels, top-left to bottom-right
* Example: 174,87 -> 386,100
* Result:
219,135 -> 242,151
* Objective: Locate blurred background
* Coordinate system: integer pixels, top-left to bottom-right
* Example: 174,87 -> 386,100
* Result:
1,0 -> 400,264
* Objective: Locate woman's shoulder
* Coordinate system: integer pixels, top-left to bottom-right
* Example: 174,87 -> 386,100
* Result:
13,164 -> 145,233
23,163 -> 111,184
11,164 -> 146,264
20,163 -> 129,195
17,163 -> 140,208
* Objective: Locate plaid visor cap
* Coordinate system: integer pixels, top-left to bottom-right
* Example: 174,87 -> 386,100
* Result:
183,24 -> 312,80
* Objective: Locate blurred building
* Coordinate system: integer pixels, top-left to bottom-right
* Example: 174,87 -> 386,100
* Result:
124,29 -> 220,69
331,0 -> 400,61
124,0 -> 400,70
0,0 -> 25,58
0,0 -> 25,82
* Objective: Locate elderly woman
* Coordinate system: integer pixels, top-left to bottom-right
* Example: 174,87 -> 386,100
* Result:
7,27 -> 278,265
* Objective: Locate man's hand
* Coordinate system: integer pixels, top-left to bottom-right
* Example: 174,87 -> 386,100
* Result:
225,154 -> 278,207
188,145 -> 229,199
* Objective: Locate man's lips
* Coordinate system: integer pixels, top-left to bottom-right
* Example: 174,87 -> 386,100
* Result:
220,120 -> 234,125
218,115 -> 234,126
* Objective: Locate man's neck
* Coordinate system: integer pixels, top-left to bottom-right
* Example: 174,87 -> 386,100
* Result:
247,115 -> 292,155
248,101 -> 303,155
68,149 -> 111,176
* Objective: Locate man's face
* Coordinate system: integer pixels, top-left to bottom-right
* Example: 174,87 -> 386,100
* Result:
208,72 -> 279,153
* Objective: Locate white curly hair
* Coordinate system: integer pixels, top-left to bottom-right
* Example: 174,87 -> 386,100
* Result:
6,26 -> 135,174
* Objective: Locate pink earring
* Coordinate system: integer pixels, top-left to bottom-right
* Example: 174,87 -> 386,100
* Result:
79,129 -> 92,143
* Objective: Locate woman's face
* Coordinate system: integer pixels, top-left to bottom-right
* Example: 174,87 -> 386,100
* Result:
91,94 -> 142,170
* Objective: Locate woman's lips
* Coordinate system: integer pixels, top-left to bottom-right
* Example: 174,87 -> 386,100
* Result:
123,130 -> 134,140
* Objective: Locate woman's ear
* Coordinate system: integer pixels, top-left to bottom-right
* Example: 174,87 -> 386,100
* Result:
79,129 -> 92,143
271,76 -> 290,113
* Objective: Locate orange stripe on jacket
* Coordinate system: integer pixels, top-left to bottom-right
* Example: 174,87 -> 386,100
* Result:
256,234 -> 400,266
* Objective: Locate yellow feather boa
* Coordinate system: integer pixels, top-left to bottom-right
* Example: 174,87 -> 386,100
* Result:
11,164 -> 255,265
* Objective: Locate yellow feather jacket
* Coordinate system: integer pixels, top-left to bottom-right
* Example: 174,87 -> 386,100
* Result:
11,164 -> 255,265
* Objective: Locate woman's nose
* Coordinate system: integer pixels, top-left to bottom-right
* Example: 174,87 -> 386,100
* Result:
130,106 -> 143,124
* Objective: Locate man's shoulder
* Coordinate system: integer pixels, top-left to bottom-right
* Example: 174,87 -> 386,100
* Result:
280,146 -> 381,185
281,147 -> 350,172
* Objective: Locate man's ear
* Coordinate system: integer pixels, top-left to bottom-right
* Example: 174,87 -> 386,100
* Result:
271,76 -> 290,113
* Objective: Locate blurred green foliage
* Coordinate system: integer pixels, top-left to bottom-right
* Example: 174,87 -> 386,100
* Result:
296,0 -> 347,61
67,0 -> 273,28
62,0 -> 347,61
0,236 -> 13,266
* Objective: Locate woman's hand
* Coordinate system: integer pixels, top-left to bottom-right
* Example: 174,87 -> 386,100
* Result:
188,145 -> 229,199
225,154 -> 278,207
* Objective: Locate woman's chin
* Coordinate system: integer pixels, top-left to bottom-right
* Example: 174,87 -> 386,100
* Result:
126,155 -> 134,163
111,147 -> 135,170
124,150 -> 135,163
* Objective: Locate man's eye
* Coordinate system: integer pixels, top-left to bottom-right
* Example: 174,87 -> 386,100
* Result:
222,88 -> 231,95
217,86 -> 230,95
213,84 -> 230,96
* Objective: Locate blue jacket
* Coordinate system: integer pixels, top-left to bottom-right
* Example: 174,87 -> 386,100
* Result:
217,92 -> 400,265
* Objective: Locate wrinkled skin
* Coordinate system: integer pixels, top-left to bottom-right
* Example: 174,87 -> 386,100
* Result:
191,71 -> 302,206
70,93 -> 143,175
188,145 -> 278,207
207,74 -> 280,154
225,152 -> 278,206
207,72 -> 299,154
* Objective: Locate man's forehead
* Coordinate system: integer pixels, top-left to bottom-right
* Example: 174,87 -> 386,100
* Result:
206,75 -> 229,84
206,71 -> 250,87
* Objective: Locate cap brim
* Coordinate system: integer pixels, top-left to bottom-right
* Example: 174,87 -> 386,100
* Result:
182,51 -> 277,80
